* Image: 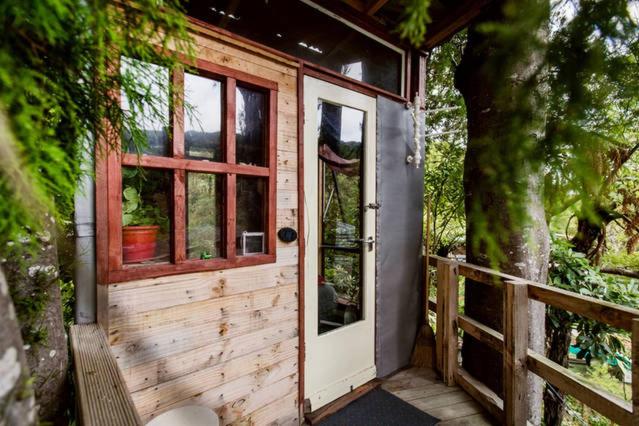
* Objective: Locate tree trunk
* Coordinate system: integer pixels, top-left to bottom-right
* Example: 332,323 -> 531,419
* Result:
455,2 -> 550,424
543,311 -> 572,426
0,268 -> 37,426
5,220 -> 68,425
570,205 -> 615,265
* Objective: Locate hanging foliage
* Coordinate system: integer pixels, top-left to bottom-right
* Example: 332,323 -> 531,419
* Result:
0,0 -> 194,250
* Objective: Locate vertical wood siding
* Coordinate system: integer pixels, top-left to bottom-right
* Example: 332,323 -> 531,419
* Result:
104,29 -> 300,425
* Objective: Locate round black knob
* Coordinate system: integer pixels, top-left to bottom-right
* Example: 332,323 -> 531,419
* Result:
277,227 -> 298,243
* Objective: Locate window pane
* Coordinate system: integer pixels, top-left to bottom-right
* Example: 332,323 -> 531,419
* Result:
185,73 -> 223,161
236,176 -> 266,255
186,0 -> 403,94
317,101 -> 365,334
186,173 -> 224,260
120,58 -> 170,156
122,167 -> 172,265
319,250 -> 361,334
236,86 -> 266,166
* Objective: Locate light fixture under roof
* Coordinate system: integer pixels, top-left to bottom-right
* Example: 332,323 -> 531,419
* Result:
209,7 -> 240,20
298,41 -> 323,54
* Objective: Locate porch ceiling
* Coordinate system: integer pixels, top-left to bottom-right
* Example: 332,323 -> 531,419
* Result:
184,1 -> 491,52
333,0 -> 493,50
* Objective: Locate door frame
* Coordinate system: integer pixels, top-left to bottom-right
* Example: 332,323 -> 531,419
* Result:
301,74 -> 377,412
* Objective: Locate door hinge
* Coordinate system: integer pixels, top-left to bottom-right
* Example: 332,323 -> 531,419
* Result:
365,202 -> 381,210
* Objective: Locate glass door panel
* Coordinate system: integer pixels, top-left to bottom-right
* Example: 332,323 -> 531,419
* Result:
317,101 -> 365,334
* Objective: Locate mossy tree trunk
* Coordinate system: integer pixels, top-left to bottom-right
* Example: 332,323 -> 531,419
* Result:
0,268 -> 36,426
4,220 -> 68,425
455,2 -> 550,424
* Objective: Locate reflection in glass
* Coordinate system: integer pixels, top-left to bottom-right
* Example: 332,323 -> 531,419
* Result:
185,73 -> 223,161
120,57 -> 170,156
185,0 -> 403,94
317,101 -> 365,334
341,62 -> 363,82
121,167 -> 171,265
187,173 -> 224,260
236,176 -> 266,255
318,250 -> 361,334
236,86 -> 266,166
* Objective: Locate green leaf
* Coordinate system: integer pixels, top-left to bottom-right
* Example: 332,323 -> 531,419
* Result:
123,186 -> 139,202
123,200 -> 138,214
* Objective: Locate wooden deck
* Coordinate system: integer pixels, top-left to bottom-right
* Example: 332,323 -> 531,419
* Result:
382,367 -> 496,425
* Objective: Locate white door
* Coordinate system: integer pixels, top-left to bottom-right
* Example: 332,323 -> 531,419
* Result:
303,76 -> 377,411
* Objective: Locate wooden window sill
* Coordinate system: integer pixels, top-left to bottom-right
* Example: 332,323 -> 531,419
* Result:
104,254 -> 276,284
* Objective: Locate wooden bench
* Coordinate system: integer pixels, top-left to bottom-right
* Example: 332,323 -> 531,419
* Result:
70,324 -> 142,426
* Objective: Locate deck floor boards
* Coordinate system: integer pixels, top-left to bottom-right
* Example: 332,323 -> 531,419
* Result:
381,367 -> 496,426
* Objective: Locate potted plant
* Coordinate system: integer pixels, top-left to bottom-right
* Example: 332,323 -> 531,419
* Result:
122,185 -> 167,263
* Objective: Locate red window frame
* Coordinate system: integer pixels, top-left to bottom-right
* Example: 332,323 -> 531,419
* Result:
96,58 -> 278,284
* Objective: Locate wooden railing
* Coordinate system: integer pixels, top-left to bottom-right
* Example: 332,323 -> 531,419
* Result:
427,254 -> 639,426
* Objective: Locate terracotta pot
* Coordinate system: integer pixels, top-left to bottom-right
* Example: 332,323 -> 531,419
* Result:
122,225 -> 159,263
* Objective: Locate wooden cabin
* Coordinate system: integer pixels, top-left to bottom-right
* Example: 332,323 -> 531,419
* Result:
70,1 -> 639,425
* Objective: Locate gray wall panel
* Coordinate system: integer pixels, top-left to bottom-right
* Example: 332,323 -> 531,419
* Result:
375,96 -> 425,377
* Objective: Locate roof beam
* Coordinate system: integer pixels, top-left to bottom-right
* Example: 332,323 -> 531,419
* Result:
366,0 -> 390,15
312,0 -> 407,47
340,0 -> 367,12
422,0 -> 491,50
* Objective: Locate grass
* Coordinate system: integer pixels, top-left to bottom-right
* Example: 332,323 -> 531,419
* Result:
602,251 -> 639,271
561,359 -> 629,426
571,361 -> 631,401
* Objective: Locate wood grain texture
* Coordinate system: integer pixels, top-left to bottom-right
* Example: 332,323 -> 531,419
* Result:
172,169 -> 186,263
429,255 -> 639,331
366,0 -> 390,15
238,391 -> 299,425
297,61 -> 306,412
305,380 -> 380,424
104,26 -> 300,424
454,368 -> 503,423
268,88 -> 278,257
527,282 -> 639,331
443,261 -> 459,386
120,153 -> 270,176
527,351 -> 632,425
429,254 -> 639,425
436,257 -> 458,385
633,319 -> 639,423
503,281 -> 528,426
120,321 -> 298,393
457,314 -> 503,354
70,324 -> 142,426
382,367 -> 492,425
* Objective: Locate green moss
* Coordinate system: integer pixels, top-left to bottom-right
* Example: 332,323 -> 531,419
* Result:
59,279 -> 75,329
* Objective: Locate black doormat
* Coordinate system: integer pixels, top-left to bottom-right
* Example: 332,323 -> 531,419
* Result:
319,388 -> 440,426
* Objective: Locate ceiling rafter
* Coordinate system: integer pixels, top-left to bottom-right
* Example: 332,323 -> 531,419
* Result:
421,0 -> 491,50
366,0 -> 390,15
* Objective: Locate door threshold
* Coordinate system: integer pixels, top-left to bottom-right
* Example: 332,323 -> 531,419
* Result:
305,379 -> 381,425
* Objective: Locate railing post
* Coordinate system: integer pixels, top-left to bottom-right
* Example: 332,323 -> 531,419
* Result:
632,318 -> 639,424
503,280 -> 528,426
436,258 -> 458,386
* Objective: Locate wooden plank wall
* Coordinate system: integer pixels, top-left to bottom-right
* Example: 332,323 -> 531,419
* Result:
102,29 -> 300,425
